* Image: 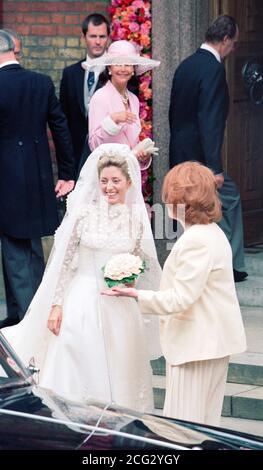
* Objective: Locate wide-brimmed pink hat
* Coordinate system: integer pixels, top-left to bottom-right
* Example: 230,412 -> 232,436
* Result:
82,40 -> 160,75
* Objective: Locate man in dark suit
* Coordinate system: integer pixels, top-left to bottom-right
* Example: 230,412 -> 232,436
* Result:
60,13 -> 110,175
0,30 -> 75,327
169,15 -> 247,282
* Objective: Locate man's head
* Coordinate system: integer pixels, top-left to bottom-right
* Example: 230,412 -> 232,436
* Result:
205,15 -> 239,59
3,29 -> 22,60
81,13 -> 110,59
0,29 -> 16,63
0,29 -> 14,53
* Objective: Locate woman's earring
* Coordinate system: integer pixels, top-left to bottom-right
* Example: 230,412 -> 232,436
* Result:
109,71 -> 112,75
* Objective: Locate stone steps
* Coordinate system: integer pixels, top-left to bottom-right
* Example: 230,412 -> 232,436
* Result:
151,354 -> 263,387
236,276 -> 263,307
152,375 -> 263,421
227,353 -> 263,386
220,416 -> 263,437
244,247 -> 263,276
152,355 -> 263,387
236,248 -> 263,307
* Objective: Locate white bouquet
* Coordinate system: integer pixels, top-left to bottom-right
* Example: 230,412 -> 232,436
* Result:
103,253 -> 145,288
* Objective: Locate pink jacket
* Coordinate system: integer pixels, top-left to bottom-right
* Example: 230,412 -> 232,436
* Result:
88,80 -> 141,151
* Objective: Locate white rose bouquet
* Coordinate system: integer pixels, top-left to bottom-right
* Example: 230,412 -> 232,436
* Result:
102,253 -> 145,288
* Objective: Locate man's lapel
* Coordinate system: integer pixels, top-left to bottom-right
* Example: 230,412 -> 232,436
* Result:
75,61 -> 86,117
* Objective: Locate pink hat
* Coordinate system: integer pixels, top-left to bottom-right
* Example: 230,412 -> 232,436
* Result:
82,40 -> 160,75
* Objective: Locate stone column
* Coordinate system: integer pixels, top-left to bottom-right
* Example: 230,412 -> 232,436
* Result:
152,0 -> 210,264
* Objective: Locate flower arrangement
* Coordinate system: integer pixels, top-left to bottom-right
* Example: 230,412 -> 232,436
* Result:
109,0 -> 154,208
103,253 -> 145,288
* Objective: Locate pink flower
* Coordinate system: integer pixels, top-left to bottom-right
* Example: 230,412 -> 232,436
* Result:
110,0 -> 154,204
139,107 -> 148,120
129,22 -> 140,32
141,170 -> 149,185
141,20 -> 151,35
140,34 -> 151,47
139,82 -> 152,100
132,0 -> 145,7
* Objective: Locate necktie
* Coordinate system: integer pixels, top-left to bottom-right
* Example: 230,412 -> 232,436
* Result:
87,70 -> 95,92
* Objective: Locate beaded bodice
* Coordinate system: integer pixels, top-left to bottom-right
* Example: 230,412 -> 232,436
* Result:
77,203 -> 136,253
53,203 -> 140,304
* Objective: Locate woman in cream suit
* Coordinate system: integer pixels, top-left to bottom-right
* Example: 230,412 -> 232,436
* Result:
103,161 -> 246,426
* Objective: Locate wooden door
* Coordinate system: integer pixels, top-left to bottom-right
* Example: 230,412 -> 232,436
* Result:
211,0 -> 263,245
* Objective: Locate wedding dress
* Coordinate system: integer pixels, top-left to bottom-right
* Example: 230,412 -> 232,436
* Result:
40,202 -> 155,411
2,143 -> 161,413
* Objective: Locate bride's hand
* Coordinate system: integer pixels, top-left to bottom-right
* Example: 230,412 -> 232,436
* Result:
47,305 -> 62,336
102,287 -> 138,299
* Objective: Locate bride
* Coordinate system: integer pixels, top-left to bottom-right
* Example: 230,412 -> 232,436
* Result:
2,143 -> 161,412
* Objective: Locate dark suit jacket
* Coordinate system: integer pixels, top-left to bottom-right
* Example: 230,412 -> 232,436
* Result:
169,48 -> 229,174
60,60 -> 103,172
0,64 -> 75,239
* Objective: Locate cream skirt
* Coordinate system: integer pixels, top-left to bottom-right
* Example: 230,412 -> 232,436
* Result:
163,356 -> 229,426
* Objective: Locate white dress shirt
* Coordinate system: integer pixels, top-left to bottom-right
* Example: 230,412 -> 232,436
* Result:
0,60 -> 19,68
83,54 -> 106,116
200,43 -> 221,63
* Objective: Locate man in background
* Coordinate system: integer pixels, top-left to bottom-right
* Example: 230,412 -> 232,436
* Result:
0,30 -> 75,327
60,13 -> 110,175
169,15 -> 247,282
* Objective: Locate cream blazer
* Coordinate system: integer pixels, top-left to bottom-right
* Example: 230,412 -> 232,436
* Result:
138,223 -> 246,365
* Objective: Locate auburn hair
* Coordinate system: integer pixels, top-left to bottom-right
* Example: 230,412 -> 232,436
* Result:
162,161 -> 222,224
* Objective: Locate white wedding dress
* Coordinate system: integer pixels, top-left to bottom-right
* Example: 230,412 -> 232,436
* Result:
38,202 -> 154,412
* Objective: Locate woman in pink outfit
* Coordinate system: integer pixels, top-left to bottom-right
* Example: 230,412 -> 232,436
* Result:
82,40 -> 160,170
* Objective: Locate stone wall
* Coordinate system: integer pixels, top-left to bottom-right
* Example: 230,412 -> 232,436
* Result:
152,0 -> 210,264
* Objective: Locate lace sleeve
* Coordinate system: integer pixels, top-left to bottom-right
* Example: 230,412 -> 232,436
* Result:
52,218 -> 82,305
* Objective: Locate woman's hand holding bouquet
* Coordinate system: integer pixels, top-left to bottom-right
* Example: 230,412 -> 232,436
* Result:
101,253 -> 144,299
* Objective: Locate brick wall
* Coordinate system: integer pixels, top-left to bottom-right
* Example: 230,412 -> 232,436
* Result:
2,0 -> 109,91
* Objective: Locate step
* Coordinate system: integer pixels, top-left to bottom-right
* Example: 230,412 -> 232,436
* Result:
151,353 -> 263,387
236,276 -> 263,307
228,353 -> 263,386
244,247 -> 263,276
228,306 -> 263,385
152,355 -> 263,386
152,375 -> 263,421
220,416 -> 263,437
